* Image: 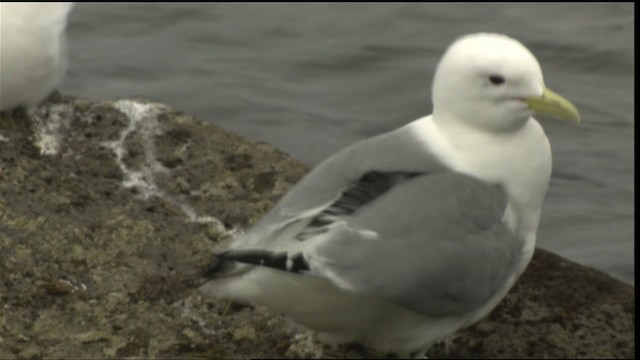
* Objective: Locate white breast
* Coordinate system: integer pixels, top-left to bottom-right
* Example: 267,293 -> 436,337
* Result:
0,3 -> 73,111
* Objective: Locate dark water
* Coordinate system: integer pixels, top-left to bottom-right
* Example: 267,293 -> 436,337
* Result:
61,3 -> 634,285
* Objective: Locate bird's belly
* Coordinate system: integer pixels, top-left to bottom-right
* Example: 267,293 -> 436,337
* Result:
207,266 -> 521,356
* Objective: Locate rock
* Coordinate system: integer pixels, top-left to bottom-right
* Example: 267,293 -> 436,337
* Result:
426,249 -> 635,358
0,95 -> 634,358
285,333 -> 326,359
233,326 -> 257,341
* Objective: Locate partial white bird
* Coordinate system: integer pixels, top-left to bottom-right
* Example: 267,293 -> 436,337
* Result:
0,2 -> 74,111
200,33 -> 580,358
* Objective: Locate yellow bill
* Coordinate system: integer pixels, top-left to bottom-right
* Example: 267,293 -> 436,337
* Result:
524,87 -> 580,123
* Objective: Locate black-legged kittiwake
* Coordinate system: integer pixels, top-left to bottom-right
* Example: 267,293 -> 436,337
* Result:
200,32 -> 580,358
0,2 -> 74,111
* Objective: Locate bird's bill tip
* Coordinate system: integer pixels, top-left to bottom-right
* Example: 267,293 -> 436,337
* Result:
524,87 -> 581,123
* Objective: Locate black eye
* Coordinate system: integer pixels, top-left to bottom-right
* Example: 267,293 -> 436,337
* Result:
489,75 -> 505,85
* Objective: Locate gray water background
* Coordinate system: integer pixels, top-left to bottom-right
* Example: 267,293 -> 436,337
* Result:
60,3 -> 635,285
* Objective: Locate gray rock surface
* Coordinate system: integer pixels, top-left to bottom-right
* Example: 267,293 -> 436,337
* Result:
0,95 -> 634,358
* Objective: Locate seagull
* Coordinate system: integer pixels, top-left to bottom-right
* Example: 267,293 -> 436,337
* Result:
200,32 -> 580,358
0,2 -> 74,112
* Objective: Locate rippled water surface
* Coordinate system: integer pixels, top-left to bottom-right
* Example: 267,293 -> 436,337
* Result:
61,3 -> 634,285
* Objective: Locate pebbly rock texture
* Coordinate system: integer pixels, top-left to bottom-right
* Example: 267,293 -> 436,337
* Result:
0,94 -> 634,359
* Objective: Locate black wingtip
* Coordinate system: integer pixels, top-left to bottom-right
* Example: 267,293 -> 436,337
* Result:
211,249 -> 310,274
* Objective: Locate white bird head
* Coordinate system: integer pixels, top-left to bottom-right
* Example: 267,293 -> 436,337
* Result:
432,33 -> 579,133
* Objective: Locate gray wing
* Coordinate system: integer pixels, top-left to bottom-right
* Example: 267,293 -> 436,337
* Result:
216,118 -> 520,316
231,120 -> 445,249
306,171 -> 522,317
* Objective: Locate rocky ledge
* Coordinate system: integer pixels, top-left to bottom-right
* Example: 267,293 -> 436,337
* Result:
0,95 -> 634,358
